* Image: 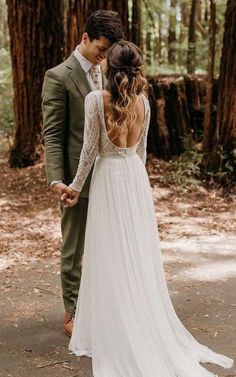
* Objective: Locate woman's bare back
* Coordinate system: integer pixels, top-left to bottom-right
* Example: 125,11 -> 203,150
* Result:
102,90 -> 145,148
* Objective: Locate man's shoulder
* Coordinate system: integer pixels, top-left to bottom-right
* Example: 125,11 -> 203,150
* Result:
45,55 -> 74,79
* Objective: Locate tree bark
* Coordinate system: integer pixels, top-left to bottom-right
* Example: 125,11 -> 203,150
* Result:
64,0 -> 89,57
196,0 -> 201,23
181,0 -> 189,27
146,31 -> 151,65
131,0 -> 141,48
202,0 -> 216,153
108,0 -> 129,39
157,13 -> 162,63
149,82 -> 171,160
167,78 -> 190,154
148,76 -> 194,159
7,0 -> 63,168
64,0 -> 130,57
168,0 -> 177,65
204,0 -> 209,22
187,0 -> 198,74
216,0 -> 236,152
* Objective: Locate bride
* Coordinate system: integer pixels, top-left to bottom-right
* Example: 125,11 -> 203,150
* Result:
62,40 -> 233,377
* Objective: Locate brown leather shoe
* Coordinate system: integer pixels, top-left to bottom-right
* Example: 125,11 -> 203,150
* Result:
64,311 -> 74,338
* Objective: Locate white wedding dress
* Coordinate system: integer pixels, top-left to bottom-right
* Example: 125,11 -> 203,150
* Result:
69,90 -> 233,377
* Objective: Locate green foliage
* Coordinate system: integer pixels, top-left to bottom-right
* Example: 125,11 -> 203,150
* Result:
0,47 -> 14,136
142,0 -> 227,76
156,138 -> 203,190
0,1 -> 13,137
155,138 -> 236,190
170,149 -> 202,189
202,146 -> 236,184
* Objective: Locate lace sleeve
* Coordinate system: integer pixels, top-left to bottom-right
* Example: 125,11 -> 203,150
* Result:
136,95 -> 151,164
69,93 -> 100,192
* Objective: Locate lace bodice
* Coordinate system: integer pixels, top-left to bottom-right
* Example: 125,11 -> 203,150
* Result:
70,90 -> 151,192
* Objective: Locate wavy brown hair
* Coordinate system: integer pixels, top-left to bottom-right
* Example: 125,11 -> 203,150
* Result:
105,41 -> 149,143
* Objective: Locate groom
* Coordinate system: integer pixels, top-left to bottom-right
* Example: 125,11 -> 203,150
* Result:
42,10 -> 123,337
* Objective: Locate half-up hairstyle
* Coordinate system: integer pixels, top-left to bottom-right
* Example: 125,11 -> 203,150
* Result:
105,41 -> 149,143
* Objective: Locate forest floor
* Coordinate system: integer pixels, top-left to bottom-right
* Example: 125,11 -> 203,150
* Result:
0,138 -> 236,377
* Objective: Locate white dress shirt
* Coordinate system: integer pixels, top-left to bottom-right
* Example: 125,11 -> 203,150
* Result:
73,45 -> 102,90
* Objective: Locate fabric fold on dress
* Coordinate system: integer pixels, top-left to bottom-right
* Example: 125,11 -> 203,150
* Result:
69,90 -> 233,377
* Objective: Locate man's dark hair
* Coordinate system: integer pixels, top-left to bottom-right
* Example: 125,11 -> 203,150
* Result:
84,10 -> 123,43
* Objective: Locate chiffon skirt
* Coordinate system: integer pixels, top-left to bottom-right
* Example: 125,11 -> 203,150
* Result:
69,153 -> 233,377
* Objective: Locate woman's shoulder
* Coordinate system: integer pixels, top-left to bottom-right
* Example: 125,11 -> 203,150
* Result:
85,90 -> 103,109
100,89 -> 111,102
139,92 -> 149,101
86,90 -> 102,100
140,92 -> 150,109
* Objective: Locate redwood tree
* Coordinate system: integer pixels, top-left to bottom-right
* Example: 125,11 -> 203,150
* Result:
168,0 -> 177,65
203,0 -> 236,178
216,0 -> 236,152
187,0 -> 198,73
64,0 -> 89,57
7,0 -> 63,168
202,0 -> 216,153
64,0 -> 130,57
131,0 -> 141,48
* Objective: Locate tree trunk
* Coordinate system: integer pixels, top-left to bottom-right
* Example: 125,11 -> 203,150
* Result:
202,0 -> 216,153
187,0 -> 198,73
149,82 -> 172,160
7,0 -> 63,168
146,31 -> 151,65
64,0 -> 89,57
181,0 -> 189,27
142,0 -> 157,66
157,13 -> 162,63
204,0 -> 209,22
108,0 -> 129,39
196,0 -> 208,37
216,0 -> 236,152
166,78 -> 190,154
179,1 -> 189,67
196,0 -> 201,23
148,76 -> 194,159
131,0 -> 141,48
180,0 -> 189,45
64,0 -> 130,57
168,0 -> 177,65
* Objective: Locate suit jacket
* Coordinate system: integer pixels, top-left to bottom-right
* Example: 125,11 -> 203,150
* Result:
42,53 -> 95,198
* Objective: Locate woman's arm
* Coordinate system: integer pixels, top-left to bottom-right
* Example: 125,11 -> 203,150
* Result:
69,92 -> 100,192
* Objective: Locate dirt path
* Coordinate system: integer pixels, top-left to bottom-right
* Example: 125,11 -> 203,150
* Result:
1,257 -> 235,377
0,150 -> 235,376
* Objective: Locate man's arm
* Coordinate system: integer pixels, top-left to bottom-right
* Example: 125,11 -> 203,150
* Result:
42,70 -> 66,186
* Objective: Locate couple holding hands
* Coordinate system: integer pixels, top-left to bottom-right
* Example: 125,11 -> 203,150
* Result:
42,9 -> 233,377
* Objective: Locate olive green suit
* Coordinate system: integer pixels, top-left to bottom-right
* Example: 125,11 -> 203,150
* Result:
42,53 -> 95,313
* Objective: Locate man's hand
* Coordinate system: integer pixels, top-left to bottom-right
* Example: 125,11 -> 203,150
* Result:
50,183 -> 79,207
61,187 -> 80,208
50,182 -> 69,197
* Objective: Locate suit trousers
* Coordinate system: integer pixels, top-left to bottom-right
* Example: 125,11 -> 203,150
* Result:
60,198 -> 88,313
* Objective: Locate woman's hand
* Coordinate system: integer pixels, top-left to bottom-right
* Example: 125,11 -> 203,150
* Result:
60,187 -> 80,208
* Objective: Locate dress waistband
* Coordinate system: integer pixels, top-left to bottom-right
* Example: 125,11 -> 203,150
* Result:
98,149 -> 137,159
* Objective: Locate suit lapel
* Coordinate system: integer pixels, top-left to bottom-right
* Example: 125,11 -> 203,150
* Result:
66,54 -> 91,98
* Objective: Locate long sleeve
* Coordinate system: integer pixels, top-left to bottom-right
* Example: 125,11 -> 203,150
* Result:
69,93 -> 100,192
136,96 -> 151,164
42,70 -> 66,184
